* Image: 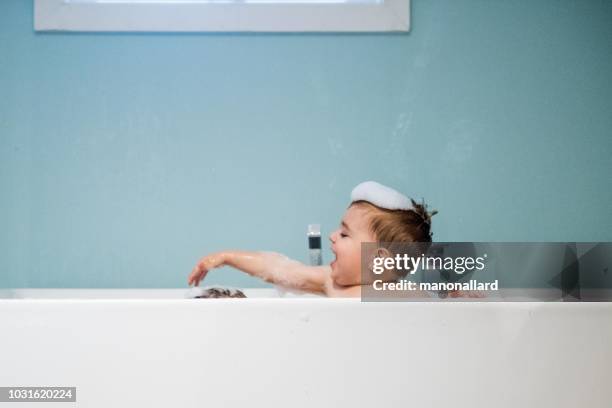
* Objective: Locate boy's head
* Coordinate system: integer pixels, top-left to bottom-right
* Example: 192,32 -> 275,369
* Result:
328,182 -> 436,286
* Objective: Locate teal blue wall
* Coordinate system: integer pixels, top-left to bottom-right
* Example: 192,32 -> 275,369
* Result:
1,0 -> 611,288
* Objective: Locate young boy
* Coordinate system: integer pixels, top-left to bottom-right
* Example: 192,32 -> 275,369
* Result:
188,181 -> 437,298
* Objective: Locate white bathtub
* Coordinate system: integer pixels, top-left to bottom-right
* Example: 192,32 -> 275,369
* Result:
1,289 -> 611,408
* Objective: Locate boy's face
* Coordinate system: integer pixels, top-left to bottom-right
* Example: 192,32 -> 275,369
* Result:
329,204 -> 376,286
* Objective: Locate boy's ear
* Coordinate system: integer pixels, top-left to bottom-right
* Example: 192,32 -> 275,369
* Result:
376,247 -> 392,259
366,246 -> 393,271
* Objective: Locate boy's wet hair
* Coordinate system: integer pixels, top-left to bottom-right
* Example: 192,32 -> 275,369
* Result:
350,198 -> 437,243
351,199 -> 437,278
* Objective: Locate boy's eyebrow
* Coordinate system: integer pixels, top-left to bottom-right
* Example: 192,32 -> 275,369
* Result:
341,221 -> 352,231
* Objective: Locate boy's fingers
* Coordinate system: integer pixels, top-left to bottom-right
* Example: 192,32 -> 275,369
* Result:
188,256 -> 215,287
188,269 -> 197,284
188,265 -> 202,286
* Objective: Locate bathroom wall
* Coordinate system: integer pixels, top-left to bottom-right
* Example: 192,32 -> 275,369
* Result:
1,0 -> 611,288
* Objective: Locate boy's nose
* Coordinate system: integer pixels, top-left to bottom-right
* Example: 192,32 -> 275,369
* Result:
329,230 -> 337,244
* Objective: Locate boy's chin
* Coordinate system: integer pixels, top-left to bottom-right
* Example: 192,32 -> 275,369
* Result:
330,268 -> 358,287
330,264 -> 342,281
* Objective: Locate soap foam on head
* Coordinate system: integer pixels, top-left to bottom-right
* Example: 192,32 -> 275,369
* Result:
350,181 -> 413,211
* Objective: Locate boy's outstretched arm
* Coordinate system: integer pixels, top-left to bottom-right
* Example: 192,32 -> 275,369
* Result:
188,250 -> 329,295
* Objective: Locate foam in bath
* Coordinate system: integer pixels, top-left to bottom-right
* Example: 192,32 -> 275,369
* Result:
350,181 -> 413,211
186,286 -> 246,298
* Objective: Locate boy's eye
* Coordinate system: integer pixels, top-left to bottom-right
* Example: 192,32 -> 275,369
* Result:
340,233 -> 348,238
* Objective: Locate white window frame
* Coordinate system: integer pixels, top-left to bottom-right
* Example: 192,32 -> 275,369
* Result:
35,0 -> 410,32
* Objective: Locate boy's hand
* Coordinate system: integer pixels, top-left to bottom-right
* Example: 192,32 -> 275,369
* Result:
188,252 -> 226,286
